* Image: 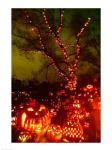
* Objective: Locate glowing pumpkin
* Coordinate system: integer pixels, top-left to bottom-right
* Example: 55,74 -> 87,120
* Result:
12,101 -> 51,142
47,124 -> 62,142
86,84 -> 94,91
62,120 -> 84,142
18,131 -> 32,142
21,104 -> 51,134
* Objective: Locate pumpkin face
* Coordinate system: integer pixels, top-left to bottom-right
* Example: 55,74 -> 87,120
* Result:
21,105 -> 50,133
47,124 -> 62,142
18,131 -> 32,142
12,102 -> 51,136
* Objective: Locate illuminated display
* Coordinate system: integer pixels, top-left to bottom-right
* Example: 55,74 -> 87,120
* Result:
12,9 -> 100,142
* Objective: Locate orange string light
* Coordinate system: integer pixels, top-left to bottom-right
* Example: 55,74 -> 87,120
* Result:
42,9 -> 72,77
73,17 -> 91,71
24,10 -> 91,91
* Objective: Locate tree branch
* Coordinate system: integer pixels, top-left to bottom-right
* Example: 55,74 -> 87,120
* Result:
73,17 -> 91,72
42,9 -> 72,75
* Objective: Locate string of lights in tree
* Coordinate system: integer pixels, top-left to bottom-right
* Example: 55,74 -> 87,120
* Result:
23,9 -> 92,91
56,10 -> 64,34
42,9 -> 72,73
42,9 -> 92,91
65,18 -> 91,91
23,10 -> 69,81
43,9 -> 75,90
73,17 -> 91,72
12,9 -> 100,142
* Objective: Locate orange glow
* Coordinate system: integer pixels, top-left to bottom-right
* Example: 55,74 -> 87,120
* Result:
35,112 -> 38,115
38,105 -> 45,112
77,104 -> 80,108
11,117 -> 17,126
47,124 -> 62,142
92,100 -> 100,110
24,120 -> 28,129
21,112 -> 27,127
18,132 -> 31,142
30,27 -> 37,32
27,107 -> 34,111
62,120 -> 84,142
86,84 -> 94,90
29,119 -> 35,130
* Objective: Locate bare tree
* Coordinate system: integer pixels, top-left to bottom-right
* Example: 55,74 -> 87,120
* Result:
12,9 -> 100,87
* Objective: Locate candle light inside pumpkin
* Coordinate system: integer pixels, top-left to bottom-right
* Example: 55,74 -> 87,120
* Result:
21,112 -> 27,127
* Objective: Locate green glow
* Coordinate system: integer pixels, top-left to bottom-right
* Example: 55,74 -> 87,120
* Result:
12,9 -> 100,83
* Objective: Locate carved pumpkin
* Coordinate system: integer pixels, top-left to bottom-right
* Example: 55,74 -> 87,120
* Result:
62,120 -> 84,142
12,101 -> 51,142
47,124 -> 62,142
18,131 -> 32,142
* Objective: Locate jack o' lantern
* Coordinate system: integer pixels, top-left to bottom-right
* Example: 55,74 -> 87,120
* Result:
62,120 -> 84,142
18,131 -> 32,142
47,124 -> 62,142
12,101 -> 51,142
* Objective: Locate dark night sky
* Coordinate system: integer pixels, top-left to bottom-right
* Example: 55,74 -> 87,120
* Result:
12,9 -> 100,84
